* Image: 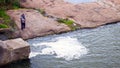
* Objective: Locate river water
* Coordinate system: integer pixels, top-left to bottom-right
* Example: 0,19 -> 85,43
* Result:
2,0 -> 120,67
3,23 -> 120,68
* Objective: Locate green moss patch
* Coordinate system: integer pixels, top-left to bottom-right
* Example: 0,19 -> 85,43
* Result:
57,18 -> 77,30
0,24 -> 8,28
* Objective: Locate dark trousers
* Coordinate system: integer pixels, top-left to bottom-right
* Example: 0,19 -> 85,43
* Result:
21,23 -> 25,30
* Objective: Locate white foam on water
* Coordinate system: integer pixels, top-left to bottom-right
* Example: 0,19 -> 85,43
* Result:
31,37 -> 88,60
29,52 -> 40,58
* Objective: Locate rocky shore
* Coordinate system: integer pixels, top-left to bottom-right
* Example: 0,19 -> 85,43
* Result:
20,0 -> 120,28
7,9 -> 70,39
0,0 -> 120,66
6,0 -> 120,39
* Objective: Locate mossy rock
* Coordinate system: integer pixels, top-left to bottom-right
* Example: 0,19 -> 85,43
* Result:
57,18 -> 77,30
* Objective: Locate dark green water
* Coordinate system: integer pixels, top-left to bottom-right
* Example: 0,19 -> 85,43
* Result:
2,23 -> 120,68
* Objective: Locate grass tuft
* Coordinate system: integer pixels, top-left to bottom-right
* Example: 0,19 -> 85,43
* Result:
57,18 -> 77,30
0,24 -> 8,28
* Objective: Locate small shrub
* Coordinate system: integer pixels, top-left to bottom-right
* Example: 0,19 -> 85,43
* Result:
12,0 -> 20,9
0,9 -> 11,24
0,9 -> 11,28
0,0 -> 19,29
0,0 -> 20,10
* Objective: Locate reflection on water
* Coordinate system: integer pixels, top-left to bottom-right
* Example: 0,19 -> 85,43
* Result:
65,0 -> 96,4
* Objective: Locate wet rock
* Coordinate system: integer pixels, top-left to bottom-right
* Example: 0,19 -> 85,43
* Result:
7,9 -> 70,39
0,34 -> 8,41
0,38 -> 30,66
20,0 -> 120,28
0,28 -> 15,40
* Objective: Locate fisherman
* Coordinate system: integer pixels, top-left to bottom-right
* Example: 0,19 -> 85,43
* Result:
20,14 -> 26,30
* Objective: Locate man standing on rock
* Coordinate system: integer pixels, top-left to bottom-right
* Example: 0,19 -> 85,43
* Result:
20,14 -> 26,30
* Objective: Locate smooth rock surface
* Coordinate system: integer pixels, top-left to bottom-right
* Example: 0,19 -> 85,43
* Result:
0,38 -> 30,66
7,9 -> 70,39
20,0 -> 120,28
